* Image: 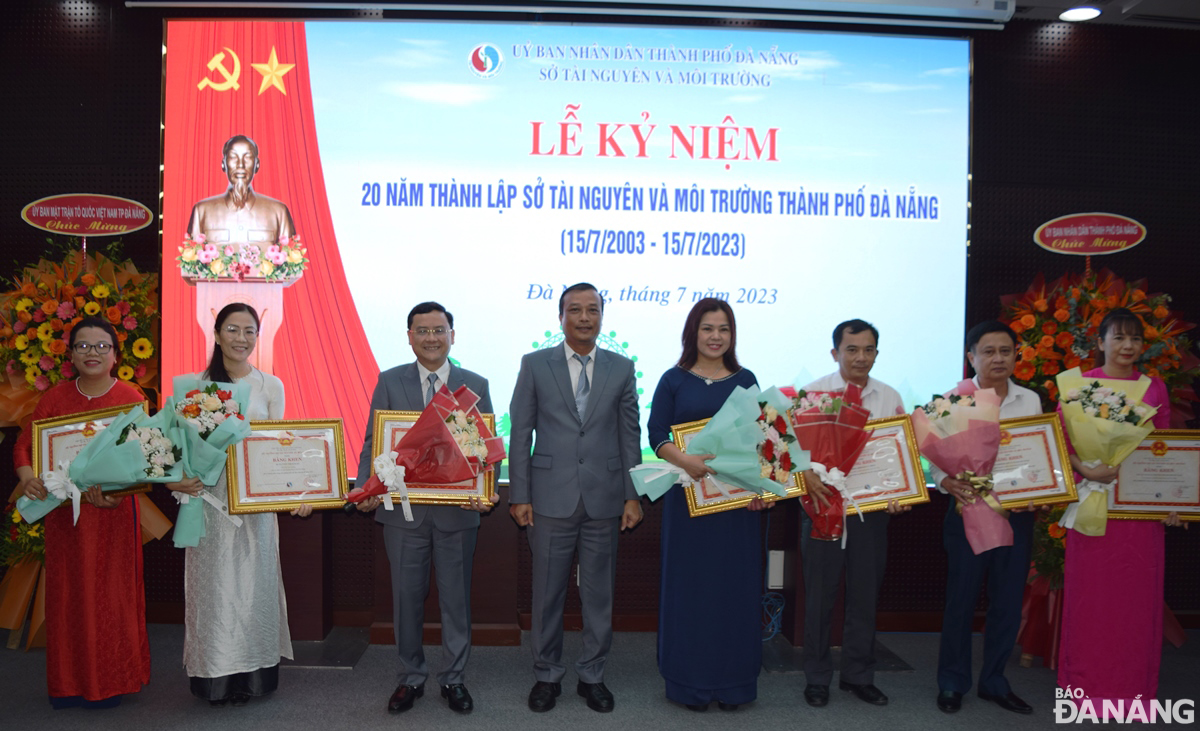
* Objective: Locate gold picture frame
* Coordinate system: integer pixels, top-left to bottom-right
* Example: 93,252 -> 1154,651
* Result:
31,402 -> 152,499
1110,429 -> 1200,522
670,418 -> 805,517
370,409 -> 497,506
990,413 -> 1078,509
843,415 -> 929,516
225,419 -> 349,514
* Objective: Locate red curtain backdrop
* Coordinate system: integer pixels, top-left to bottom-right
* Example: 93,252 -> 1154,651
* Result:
162,20 -> 378,465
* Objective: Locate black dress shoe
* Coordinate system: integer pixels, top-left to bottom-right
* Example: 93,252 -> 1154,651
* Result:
387,684 -> 424,713
209,699 -> 228,708
528,681 -> 561,712
978,690 -> 1033,715
717,702 -> 740,711
804,684 -> 829,707
937,690 -> 963,714
839,680 -> 888,706
230,693 -> 249,707
441,684 -> 473,714
577,681 -> 614,713
685,703 -> 709,712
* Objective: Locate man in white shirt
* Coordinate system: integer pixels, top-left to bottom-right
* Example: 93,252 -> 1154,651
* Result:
801,319 -> 906,709
934,320 -> 1042,716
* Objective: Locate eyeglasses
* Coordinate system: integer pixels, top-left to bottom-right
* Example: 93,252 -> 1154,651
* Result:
411,327 -> 449,337
72,342 -> 114,355
223,326 -> 259,338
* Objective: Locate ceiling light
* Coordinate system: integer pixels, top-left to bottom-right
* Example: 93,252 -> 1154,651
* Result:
1060,6 -> 1102,21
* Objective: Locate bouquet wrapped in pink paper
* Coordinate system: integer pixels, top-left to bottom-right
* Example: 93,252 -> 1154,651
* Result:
346,385 -> 505,520
782,382 -> 872,542
912,381 -> 1009,554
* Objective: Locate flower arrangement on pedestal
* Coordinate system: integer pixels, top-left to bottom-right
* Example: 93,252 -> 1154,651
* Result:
177,234 -> 308,281
1000,269 -> 1198,422
0,243 -> 161,426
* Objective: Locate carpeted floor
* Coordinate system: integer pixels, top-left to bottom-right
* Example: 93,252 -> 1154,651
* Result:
1,626 -> 1196,730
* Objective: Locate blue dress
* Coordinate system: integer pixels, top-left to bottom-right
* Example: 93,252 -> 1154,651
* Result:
647,365 -> 762,706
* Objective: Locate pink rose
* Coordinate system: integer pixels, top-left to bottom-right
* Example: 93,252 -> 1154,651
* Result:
194,233 -> 207,244
198,244 -> 218,264
6,360 -> 17,376
60,361 -> 75,377
123,316 -> 138,330
56,301 -> 75,319
34,375 -> 50,391
117,301 -> 131,315
77,285 -> 89,296
13,321 -> 26,334
39,356 -> 55,371
33,310 -> 45,323
134,364 -> 146,379
224,245 -> 235,257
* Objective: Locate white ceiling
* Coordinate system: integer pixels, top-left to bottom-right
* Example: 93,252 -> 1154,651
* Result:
1013,0 -> 1200,28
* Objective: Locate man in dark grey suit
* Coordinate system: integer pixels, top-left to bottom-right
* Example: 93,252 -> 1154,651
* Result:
508,282 -> 643,714
355,302 -> 497,715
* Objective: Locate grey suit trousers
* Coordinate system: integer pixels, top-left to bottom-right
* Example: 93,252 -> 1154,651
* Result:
528,498 -> 619,684
384,521 -> 477,686
801,510 -> 890,686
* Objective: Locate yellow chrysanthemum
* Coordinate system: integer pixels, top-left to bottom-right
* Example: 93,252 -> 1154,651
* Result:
117,365 -> 135,381
37,323 -> 54,340
84,302 -> 101,316
14,334 -> 29,350
15,297 -> 34,312
131,337 -> 154,359
10,509 -> 20,524
26,525 -> 40,537
91,283 -> 111,299
20,350 -> 39,365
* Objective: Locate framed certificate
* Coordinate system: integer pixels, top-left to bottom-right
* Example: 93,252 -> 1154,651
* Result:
1111,430 -> 1200,521
226,419 -> 348,513
989,414 -> 1077,509
671,418 -> 805,517
843,415 -> 928,515
371,410 -> 496,506
31,402 -> 151,498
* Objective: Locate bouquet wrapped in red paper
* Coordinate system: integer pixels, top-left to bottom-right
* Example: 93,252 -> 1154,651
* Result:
912,381 -> 1008,554
346,384 -> 505,520
783,382 -> 872,543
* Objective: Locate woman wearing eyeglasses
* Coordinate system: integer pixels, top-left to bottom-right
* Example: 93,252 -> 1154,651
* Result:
168,302 -> 311,707
13,316 -> 151,708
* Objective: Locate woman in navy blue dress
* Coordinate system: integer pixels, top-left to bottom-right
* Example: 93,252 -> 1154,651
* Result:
648,297 -> 765,711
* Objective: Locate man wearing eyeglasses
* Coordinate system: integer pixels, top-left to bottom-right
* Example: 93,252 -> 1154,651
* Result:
354,302 -> 497,716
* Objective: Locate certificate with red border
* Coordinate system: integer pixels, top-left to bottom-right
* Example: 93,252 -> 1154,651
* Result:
1112,430 -> 1200,521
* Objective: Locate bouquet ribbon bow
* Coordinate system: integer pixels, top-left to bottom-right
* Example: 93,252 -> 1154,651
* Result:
809,462 -> 866,548
955,469 -> 1008,519
171,490 -> 243,528
1058,459 -> 1111,536
42,460 -> 83,525
373,451 -> 412,522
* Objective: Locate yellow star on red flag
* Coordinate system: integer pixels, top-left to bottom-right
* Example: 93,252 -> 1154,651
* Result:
251,47 -> 295,95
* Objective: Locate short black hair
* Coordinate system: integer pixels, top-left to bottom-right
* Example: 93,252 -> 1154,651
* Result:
832,319 -> 879,349
966,320 -> 1018,352
69,316 -> 119,350
407,302 -> 453,330
558,283 -> 603,316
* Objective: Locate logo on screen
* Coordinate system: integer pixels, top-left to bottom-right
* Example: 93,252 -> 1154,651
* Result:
469,44 -> 503,77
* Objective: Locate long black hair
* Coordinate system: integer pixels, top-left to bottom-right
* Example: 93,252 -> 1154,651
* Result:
204,303 -> 260,382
